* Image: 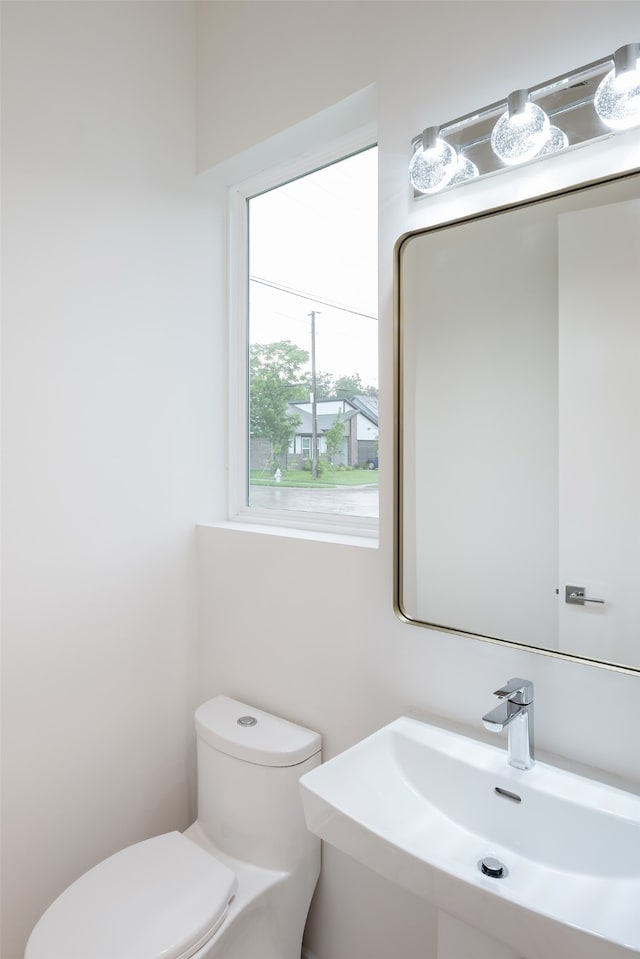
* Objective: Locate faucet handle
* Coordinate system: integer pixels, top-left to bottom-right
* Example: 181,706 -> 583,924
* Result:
493,678 -> 534,705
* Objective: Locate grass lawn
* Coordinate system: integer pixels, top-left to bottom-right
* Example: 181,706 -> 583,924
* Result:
250,468 -> 379,488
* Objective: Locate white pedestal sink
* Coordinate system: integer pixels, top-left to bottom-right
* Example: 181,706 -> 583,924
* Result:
299,717 -> 640,959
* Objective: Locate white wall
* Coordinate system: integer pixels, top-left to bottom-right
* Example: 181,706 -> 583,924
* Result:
1,4 -> 217,957
195,4 -> 640,959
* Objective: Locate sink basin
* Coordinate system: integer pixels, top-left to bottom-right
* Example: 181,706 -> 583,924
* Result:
299,717 -> 640,958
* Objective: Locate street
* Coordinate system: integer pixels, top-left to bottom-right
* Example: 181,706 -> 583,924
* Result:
250,484 -> 379,518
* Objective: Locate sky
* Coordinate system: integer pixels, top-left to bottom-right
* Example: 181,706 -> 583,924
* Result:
248,145 -> 378,389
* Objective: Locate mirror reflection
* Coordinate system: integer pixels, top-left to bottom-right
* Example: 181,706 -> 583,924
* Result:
396,169 -> 640,672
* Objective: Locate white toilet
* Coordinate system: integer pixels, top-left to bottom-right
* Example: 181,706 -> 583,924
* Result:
25,696 -> 322,959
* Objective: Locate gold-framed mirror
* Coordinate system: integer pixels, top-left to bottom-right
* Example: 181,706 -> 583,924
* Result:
395,167 -> 640,673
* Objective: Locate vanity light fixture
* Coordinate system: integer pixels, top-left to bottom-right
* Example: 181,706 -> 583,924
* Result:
408,126 -> 458,194
536,125 -> 570,157
490,90 -> 551,166
447,154 -> 480,186
410,43 -> 640,197
594,43 -> 640,131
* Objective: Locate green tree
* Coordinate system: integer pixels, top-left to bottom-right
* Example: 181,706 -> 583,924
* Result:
250,341 -> 308,466
333,374 -> 378,399
310,371 -> 335,400
324,415 -> 346,468
308,372 -> 379,400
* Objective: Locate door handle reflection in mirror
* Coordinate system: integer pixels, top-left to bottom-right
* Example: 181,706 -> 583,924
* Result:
565,585 -> 605,605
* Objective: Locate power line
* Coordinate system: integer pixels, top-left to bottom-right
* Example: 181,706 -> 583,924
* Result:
250,275 -> 378,322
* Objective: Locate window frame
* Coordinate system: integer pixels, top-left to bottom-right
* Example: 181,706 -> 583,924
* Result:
227,129 -> 379,541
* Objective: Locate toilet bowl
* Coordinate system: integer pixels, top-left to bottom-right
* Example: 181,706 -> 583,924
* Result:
25,696 -> 322,959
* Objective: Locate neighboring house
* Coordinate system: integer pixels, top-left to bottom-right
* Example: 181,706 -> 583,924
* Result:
286,396 -> 378,468
249,395 -> 379,472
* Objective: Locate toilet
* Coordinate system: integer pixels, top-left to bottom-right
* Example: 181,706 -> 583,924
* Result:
25,696 -> 322,959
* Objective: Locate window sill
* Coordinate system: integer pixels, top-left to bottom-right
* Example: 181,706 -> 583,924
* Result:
199,512 -> 378,549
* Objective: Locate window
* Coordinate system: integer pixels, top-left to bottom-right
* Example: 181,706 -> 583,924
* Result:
234,143 -> 378,537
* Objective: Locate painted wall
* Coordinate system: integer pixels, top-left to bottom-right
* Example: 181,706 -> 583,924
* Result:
1,3 -> 217,956
195,4 -> 640,959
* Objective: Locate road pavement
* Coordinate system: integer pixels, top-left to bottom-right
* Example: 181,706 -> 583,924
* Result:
250,484 -> 379,518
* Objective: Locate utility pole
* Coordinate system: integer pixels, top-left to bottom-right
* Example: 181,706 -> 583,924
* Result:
309,310 -> 320,480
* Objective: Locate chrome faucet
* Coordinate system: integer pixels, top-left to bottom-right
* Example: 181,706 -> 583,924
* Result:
482,678 -> 534,770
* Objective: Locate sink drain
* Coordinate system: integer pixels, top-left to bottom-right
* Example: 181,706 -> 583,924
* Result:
478,856 -> 507,879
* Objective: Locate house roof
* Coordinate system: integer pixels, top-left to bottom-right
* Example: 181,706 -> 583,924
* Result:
289,406 -> 357,434
289,396 -> 378,432
350,394 -> 378,426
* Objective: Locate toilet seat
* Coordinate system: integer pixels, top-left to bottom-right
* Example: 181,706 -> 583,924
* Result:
25,831 -> 237,959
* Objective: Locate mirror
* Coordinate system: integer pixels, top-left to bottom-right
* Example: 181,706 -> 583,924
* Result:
396,168 -> 640,673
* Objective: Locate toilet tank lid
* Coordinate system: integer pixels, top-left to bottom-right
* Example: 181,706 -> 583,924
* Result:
195,696 -> 321,767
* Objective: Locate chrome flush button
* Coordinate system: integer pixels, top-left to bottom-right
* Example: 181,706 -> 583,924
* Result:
237,716 -> 258,727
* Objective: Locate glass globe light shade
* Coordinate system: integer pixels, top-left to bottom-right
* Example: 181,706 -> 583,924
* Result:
491,99 -> 551,166
594,56 -> 640,131
447,155 -> 480,186
409,134 -> 458,194
536,125 -> 569,157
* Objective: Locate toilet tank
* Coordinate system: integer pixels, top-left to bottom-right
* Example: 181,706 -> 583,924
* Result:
195,696 -> 321,871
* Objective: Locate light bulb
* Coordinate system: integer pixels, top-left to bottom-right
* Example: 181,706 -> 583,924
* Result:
409,127 -> 458,194
447,155 -> 479,186
594,44 -> 640,131
536,125 -> 569,157
491,90 -> 551,165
